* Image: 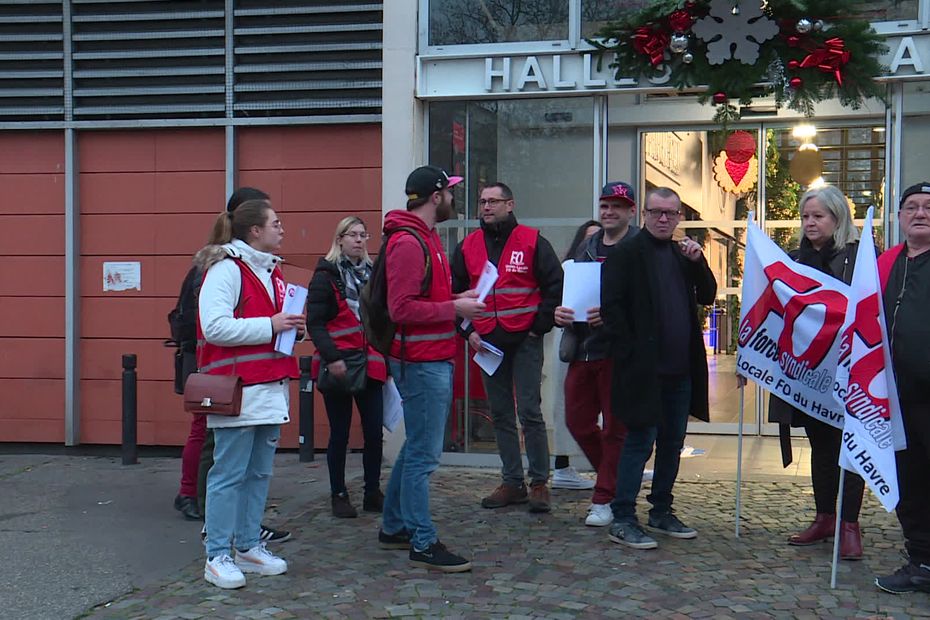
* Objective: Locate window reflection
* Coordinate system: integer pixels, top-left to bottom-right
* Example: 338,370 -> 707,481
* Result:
429,0 -> 569,46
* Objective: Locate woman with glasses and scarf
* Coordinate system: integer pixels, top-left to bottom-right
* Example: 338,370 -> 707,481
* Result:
307,216 -> 387,518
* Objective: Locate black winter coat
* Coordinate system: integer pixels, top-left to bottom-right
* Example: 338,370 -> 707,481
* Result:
601,229 -> 718,430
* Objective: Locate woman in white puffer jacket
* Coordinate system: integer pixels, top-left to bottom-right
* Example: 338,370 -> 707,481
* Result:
196,199 -> 304,589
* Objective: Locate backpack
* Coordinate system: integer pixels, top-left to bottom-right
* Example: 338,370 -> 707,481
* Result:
360,227 -> 433,356
167,265 -> 202,352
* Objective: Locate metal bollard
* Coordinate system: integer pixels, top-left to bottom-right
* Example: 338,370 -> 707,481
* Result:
121,354 -> 138,465
298,355 -> 314,462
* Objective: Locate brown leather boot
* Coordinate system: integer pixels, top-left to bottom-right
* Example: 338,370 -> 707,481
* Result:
788,513 -> 835,545
840,521 -> 863,560
481,483 -> 528,509
528,482 -> 551,513
331,492 -> 358,518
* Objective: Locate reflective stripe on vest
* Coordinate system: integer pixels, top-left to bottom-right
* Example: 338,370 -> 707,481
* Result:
200,350 -> 290,373
393,330 -> 457,343
331,325 -> 364,338
462,224 -> 543,334
477,305 -> 538,318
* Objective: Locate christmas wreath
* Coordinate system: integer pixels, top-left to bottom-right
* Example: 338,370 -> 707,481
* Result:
588,0 -> 888,124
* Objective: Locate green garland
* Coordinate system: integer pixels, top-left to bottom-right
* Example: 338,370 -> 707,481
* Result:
588,0 -> 888,124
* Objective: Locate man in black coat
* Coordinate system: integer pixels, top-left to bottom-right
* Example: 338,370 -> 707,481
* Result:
600,186 -> 717,550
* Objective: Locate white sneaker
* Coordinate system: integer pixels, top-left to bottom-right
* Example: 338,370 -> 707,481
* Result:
585,503 -> 613,527
642,469 -> 654,482
235,542 -> 288,576
204,554 -> 246,589
552,466 -> 595,490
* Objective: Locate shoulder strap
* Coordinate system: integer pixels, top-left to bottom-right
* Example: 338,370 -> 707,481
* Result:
390,226 -> 433,295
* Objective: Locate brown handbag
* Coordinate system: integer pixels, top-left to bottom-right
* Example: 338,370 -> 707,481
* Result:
183,372 -> 243,416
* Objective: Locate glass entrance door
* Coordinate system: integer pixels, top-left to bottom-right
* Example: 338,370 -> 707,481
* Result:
636,121 -> 886,435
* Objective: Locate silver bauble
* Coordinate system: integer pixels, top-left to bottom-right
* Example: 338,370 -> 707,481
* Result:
682,52 -> 694,64
670,33 -> 689,54
796,18 -> 812,34
813,19 -> 824,31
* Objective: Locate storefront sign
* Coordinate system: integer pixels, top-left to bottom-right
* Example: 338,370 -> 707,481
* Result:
418,34 -> 929,98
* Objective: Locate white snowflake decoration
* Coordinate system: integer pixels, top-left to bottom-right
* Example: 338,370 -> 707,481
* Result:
692,0 -> 779,65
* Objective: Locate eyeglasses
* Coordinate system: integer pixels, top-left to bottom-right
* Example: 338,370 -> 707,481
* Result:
341,232 -> 371,240
644,207 -> 681,220
900,204 -> 930,215
478,197 -> 510,207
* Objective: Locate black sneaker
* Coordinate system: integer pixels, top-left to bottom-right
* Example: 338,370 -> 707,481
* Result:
875,562 -> 930,594
378,528 -> 411,550
409,540 -> 472,573
174,495 -> 203,521
608,520 -> 658,550
259,524 -> 291,544
647,512 -> 697,539
363,489 -> 384,513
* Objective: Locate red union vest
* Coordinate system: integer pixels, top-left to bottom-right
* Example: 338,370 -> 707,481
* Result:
878,243 -> 905,293
388,229 -> 456,362
197,258 -> 299,385
311,281 -> 387,382
462,224 -> 542,335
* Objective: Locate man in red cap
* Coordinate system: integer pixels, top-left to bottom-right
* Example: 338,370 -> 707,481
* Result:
554,182 -> 639,527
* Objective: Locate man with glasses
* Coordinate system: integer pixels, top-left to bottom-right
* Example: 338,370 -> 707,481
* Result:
874,182 -> 930,594
554,182 -> 639,527
451,182 -> 564,513
600,186 -> 716,550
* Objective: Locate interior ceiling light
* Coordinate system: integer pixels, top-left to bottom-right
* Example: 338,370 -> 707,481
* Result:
809,177 -> 827,188
792,124 -> 817,139
798,143 -> 819,151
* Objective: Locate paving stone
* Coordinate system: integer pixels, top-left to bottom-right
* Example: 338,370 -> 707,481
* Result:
79,470 -> 926,619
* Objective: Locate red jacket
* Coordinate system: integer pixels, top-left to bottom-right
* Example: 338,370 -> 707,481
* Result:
197,259 -> 299,385
384,209 -> 456,362
462,224 -> 541,334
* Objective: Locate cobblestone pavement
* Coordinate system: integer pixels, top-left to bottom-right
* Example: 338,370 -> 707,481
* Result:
84,468 -> 929,620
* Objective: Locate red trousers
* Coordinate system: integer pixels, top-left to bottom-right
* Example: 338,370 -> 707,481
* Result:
564,358 -> 627,504
179,414 -> 207,497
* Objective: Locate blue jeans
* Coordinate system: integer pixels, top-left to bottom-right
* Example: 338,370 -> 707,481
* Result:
382,360 -> 453,551
205,424 -> 280,559
611,377 -> 691,523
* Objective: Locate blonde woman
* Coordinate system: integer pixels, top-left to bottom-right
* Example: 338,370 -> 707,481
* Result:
307,217 -> 387,518
768,184 -> 866,560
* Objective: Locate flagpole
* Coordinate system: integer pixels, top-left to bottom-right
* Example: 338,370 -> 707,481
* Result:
830,469 -> 846,589
735,383 -> 745,538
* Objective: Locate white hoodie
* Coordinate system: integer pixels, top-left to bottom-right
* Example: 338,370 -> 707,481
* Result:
197,239 -> 290,429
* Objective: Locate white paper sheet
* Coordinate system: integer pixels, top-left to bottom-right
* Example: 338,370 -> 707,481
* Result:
273,283 -> 308,356
460,260 -> 498,331
472,340 -> 504,376
560,259 -> 601,318
382,377 -> 404,433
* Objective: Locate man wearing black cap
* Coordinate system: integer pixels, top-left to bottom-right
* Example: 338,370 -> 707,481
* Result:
377,166 -> 484,573
451,182 -> 563,514
875,181 -> 930,594
553,182 -> 639,527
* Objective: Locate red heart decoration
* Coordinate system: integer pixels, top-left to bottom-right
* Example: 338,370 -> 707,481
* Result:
725,158 -> 750,185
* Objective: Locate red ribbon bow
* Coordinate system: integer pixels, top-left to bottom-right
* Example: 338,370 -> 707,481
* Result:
633,26 -> 669,67
799,37 -> 851,86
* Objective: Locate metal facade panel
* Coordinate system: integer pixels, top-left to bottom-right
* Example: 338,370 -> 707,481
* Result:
0,1 -> 383,122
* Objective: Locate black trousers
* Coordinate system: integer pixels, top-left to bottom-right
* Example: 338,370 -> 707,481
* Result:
803,415 -> 865,522
321,380 -> 384,496
896,402 -> 930,565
